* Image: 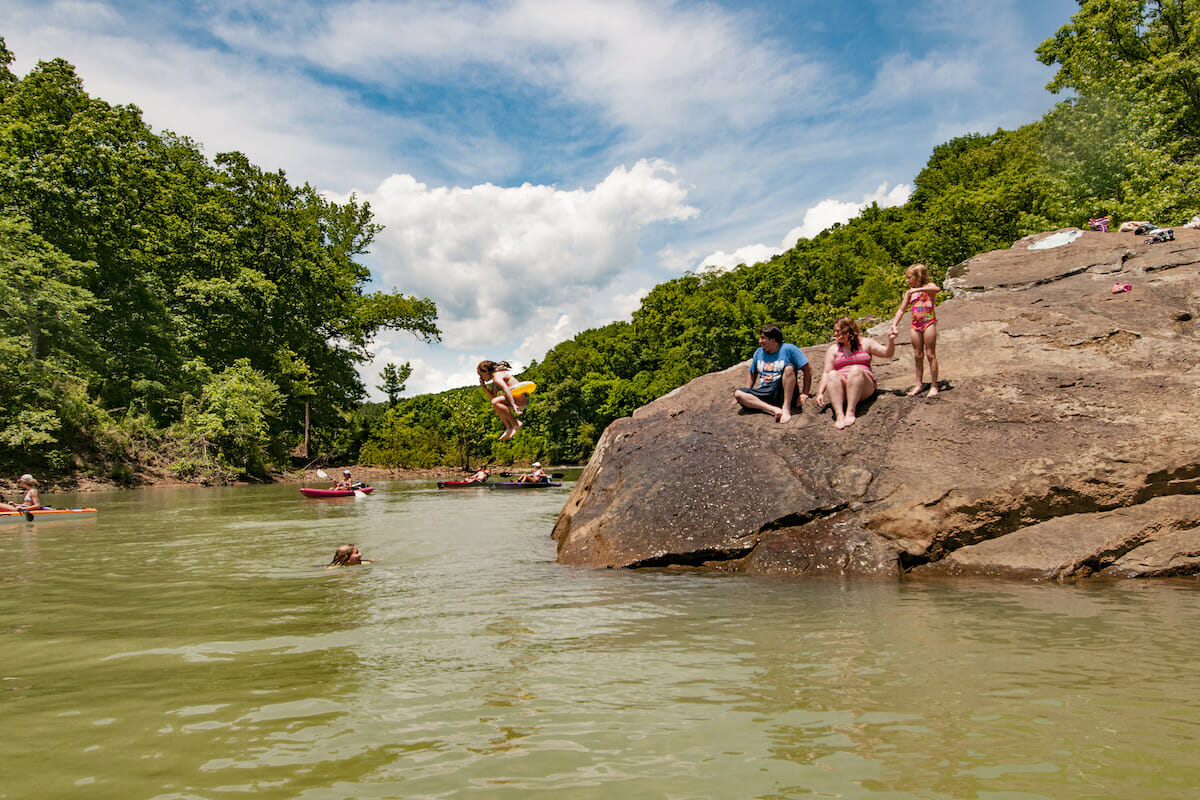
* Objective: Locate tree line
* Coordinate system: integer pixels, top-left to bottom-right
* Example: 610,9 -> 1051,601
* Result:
5,1 -> 1200,480
0,38 -> 438,483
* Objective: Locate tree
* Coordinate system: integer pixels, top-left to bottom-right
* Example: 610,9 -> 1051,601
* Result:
1036,0 -> 1200,218
441,392 -> 490,470
378,362 -> 413,407
181,359 -> 284,476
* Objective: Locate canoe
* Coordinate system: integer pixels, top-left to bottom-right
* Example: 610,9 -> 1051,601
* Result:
437,480 -> 561,490
0,507 -> 98,523
299,486 -> 374,498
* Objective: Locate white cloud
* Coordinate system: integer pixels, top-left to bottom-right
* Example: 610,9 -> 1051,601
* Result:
340,158 -> 697,381
698,183 -> 913,271
697,244 -> 778,272
215,0 -> 825,135
782,182 -> 912,245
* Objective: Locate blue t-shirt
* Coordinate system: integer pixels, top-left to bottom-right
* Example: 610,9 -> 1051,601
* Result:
750,343 -> 808,390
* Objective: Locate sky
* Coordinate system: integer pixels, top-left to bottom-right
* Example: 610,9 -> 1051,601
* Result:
3,0 -> 1079,398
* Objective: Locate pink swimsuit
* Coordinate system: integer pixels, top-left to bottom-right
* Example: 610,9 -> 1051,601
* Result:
909,290 -> 936,333
834,347 -> 875,386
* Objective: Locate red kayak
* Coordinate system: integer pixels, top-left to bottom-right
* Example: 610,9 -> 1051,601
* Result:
299,486 -> 374,498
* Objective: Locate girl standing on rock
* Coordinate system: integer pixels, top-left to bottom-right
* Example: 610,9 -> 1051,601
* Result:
890,264 -> 941,397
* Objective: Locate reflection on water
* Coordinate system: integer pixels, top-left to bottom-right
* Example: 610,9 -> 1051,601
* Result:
2,479 -> 1200,798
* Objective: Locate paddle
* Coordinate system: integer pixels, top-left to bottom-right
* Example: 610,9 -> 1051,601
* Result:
22,508 -> 34,522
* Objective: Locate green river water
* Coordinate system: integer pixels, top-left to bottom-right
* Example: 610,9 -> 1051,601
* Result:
2,477 -> 1199,799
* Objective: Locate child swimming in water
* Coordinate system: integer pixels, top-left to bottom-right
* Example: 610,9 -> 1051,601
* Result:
890,264 -> 941,397
329,544 -> 372,566
477,360 -> 527,441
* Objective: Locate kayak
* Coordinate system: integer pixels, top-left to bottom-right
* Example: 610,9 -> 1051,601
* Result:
487,481 -> 562,489
0,507 -> 99,523
299,486 -> 374,498
437,480 -> 561,489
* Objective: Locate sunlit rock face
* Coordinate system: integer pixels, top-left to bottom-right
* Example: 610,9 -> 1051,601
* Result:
552,229 -> 1200,579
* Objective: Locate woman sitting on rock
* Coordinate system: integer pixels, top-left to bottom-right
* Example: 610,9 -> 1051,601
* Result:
816,317 -> 896,429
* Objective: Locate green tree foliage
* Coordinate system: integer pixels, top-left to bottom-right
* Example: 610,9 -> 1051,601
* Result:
378,362 -> 413,406
0,39 -> 438,480
180,359 -> 284,476
1037,0 -> 1200,219
0,215 -> 106,471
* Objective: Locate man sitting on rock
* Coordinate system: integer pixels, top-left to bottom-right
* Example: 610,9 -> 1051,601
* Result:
734,324 -> 812,423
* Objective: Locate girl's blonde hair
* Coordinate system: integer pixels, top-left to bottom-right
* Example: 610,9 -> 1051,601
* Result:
905,263 -> 930,285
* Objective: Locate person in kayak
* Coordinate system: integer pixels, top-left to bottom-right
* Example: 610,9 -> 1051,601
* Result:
331,469 -> 353,490
329,544 -> 373,566
467,466 -> 490,484
517,462 -> 548,483
477,360 -> 527,441
0,474 -> 42,512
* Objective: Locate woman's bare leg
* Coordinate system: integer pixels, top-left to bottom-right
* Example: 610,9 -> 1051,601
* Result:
841,368 -> 875,429
827,373 -> 849,427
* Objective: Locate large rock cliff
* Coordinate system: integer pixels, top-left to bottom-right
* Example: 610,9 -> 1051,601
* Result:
551,228 -> 1200,579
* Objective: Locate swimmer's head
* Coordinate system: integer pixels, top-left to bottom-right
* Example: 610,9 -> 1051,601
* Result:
330,544 -> 362,566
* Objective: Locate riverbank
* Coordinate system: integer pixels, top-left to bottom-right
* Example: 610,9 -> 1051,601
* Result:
5,465 -> 492,494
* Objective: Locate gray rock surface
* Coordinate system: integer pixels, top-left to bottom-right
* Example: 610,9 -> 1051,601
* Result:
551,228 -> 1200,579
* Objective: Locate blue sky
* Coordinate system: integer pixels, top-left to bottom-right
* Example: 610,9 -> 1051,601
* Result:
4,0 -> 1078,397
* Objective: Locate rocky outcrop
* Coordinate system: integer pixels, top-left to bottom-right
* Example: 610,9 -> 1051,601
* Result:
551,228 -> 1200,579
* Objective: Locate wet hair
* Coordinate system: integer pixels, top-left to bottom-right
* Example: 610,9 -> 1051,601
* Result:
758,324 -> 784,344
905,263 -> 931,286
833,317 -> 861,352
18,474 -> 36,487
330,544 -> 359,566
477,360 -> 512,375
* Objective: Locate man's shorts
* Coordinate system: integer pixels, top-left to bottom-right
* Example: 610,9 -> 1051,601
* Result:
739,381 -> 785,406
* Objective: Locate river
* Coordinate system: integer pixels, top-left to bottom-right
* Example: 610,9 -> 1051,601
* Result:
2,477 -> 1199,799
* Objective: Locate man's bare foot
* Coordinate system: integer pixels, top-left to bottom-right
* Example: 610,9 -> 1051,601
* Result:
906,384 -> 923,397
778,408 -> 791,423
927,384 -> 939,398
510,420 -> 523,437
499,429 -> 512,441
842,414 -> 857,428
835,416 -> 847,429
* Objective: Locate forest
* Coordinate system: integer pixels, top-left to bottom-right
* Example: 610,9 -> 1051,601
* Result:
3,1 -> 1200,483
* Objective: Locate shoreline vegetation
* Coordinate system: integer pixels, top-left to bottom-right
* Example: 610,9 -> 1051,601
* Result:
7,465 -> 551,495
